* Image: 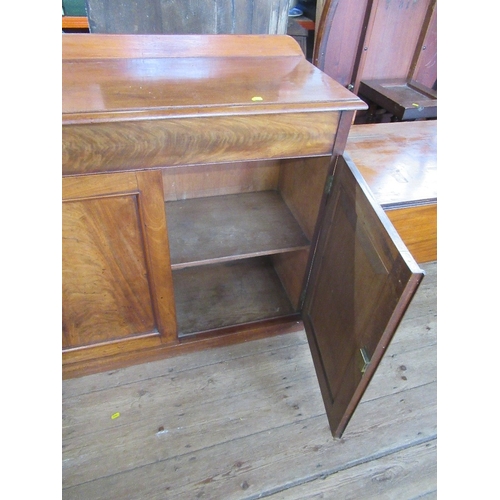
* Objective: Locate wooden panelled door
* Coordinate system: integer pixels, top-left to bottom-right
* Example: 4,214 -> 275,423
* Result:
62,170 -> 177,365
303,154 -> 424,438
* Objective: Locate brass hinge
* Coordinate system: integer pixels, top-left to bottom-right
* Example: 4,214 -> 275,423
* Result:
324,175 -> 334,196
357,347 -> 371,374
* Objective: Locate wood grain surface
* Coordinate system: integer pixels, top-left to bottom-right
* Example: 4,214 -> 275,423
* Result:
166,191 -> 310,268
387,204 -> 437,263
161,160 -> 281,201
62,112 -> 341,175
63,171 -> 177,370
303,154 -> 424,437
62,34 -> 365,175
63,193 -> 156,348
346,120 -> 437,262
62,33 -> 304,59
172,257 -> 297,335
346,121 -> 436,207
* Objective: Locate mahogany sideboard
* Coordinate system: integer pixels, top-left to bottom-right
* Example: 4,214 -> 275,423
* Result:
62,34 -> 424,437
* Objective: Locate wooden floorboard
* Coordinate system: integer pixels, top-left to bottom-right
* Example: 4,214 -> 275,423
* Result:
266,440 -> 437,499
62,261 -> 437,499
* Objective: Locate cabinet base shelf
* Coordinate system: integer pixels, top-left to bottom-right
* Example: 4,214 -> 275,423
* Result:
173,257 -> 298,337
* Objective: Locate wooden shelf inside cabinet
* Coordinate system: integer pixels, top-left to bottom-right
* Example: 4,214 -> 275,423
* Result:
165,191 -> 310,269
173,257 -> 297,336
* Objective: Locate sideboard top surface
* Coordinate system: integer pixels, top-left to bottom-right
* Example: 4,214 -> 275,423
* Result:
62,34 -> 366,123
346,120 -> 437,207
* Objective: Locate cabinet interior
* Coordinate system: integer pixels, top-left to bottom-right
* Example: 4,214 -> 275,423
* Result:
161,156 -> 331,337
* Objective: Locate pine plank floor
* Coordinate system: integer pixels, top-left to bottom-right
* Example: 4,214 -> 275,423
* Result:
62,261 -> 437,499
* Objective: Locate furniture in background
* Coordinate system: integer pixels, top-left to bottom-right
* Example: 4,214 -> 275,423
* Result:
313,0 -> 437,121
62,0 -> 89,30
62,16 -> 89,29
62,34 -> 423,438
358,78 -> 437,122
287,14 -> 315,59
346,120 -> 437,263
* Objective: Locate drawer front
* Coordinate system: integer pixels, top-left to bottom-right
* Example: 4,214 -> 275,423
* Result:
62,111 -> 340,175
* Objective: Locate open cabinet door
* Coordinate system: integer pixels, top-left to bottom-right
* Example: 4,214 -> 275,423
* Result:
302,154 -> 424,438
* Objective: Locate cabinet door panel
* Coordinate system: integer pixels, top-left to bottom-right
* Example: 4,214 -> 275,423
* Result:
62,171 -> 177,361
63,194 -> 156,346
303,154 -> 424,438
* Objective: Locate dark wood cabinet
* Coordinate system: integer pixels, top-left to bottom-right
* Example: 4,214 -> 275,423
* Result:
62,34 -> 423,437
